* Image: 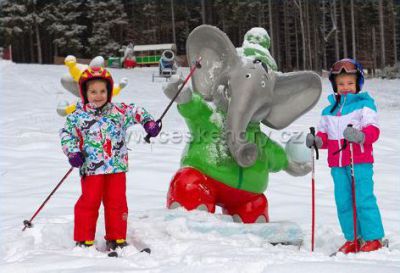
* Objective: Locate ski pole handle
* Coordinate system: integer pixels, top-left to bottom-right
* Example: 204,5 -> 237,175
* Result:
144,57 -> 202,144
309,127 -> 319,160
144,119 -> 162,144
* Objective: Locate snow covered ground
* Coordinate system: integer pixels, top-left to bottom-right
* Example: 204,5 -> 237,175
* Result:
0,60 -> 399,272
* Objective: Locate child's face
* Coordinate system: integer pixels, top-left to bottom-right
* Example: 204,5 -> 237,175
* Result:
86,80 -> 108,108
335,74 -> 357,95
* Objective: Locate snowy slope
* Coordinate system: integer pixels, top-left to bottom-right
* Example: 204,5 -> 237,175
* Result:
0,60 -> 399,272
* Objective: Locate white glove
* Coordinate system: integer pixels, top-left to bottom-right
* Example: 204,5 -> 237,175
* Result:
56,100 -> 70,117
119,77 -> 128,89
64,55 -> 76,65
162,75 -> 192,104
285,160 -> 312,177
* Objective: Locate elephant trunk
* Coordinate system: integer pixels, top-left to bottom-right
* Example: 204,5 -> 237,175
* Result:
226,95 -> 258,168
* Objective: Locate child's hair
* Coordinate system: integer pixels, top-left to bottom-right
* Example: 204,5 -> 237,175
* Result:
78,67 -> 114,104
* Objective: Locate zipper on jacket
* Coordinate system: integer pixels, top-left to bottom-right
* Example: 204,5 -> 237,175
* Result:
337,96 -> 347,167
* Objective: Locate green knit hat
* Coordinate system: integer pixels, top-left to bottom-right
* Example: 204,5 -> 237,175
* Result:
242,27 -> 277,71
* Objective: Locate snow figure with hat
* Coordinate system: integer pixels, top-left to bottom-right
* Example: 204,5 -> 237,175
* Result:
239,27 -> 277,71
163,25 -> 322,224
59,61 -> 161,249
57,55 -> 128,117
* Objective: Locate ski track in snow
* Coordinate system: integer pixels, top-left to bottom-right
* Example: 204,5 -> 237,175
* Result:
0,61 -> 399,272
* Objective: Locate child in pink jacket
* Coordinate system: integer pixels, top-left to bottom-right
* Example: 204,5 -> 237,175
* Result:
306,59 -> 384,254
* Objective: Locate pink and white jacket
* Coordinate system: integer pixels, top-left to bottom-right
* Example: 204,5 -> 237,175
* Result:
317,92 -> 379,167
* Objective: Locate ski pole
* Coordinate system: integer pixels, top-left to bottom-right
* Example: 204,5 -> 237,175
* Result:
144,57 -> 202,143
22,167 -> 74,231
309,127 -> 318,251
347,124 -> 359,252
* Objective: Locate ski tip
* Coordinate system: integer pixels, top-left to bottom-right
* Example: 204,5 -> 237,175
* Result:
329,251 -> 338,257
382,239 -> 389,248
141,248 -> 151,254
108,251 -> 118,258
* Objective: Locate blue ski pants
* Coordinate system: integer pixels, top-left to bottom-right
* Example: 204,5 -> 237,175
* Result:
331,163 -> 384,241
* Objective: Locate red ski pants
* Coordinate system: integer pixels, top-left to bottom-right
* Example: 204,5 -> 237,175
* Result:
167,167 -> 269,223
74,172 -> 128,242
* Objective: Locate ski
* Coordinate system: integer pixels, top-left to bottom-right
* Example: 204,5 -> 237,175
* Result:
130,234 -> 152,254
107,246 -> 150,258
270,240 -> 303,250
329,239 -> 389,257
106,236 -> 151,258
108,251 -> 119,257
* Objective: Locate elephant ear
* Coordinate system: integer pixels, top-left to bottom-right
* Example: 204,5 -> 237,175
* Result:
262,71 -> 322,129
60,74 -> 80,97
186,24 -> 240,101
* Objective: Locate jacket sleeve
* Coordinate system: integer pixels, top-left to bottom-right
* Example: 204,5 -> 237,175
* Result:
362,125 -> 380,144
264,138 -> 288,173
123,103 -> 153,128
316,116 -> 328,149
59,115 -> 81,157
360,105 -> 380,144
177,93 -> 213,123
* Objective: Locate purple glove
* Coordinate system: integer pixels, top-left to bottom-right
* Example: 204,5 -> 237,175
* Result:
68,152 -> 84,168
144,120 -> 161,137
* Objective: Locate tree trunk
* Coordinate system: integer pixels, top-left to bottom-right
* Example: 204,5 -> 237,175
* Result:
295,14 -> 300,70
350,0 -> 356,59
340,0 -> 348,58
268,0 -> 274,58
321,0 -> 327,70
372,26 -> 377,77
171,0 -> 176,46
29,28 -> 35,63
294,0 -> 306,70
393,6 -> 398,63
34,20 -> 43,64
201,0 -> 206,24
333,0 -> 339,60
378,0 -> 385,69
312,2 -> 319,72
305,1 -> 312,69
284,1 -> 291,71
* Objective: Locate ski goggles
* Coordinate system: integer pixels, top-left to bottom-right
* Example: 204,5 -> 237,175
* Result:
330,59 -> 358,74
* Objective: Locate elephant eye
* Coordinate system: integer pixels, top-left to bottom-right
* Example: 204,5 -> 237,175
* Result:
261,81 -> 266,88
245,73 -> 251,79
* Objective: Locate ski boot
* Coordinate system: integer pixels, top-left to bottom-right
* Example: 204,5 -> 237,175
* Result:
75,240 -> 95,248
360,240 -> 383,252
338,239 -> 361,254
106,239 -> 128,251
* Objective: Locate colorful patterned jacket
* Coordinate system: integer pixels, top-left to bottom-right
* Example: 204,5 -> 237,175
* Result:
60,102 -> 152,176
317,92 -> 379,167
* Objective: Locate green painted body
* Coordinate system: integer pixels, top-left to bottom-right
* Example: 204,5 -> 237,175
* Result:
178,93 -> 289,194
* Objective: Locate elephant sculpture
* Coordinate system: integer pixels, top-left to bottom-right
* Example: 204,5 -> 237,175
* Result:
164,25 -> 322,223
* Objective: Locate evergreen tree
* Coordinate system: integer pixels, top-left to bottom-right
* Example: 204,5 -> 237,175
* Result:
0,0 -> 40,62
87,0 -> 128,57
40,0 -> 87,57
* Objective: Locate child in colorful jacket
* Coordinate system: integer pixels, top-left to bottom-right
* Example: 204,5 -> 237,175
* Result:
306,59 -> 384,254
60,66 -> 160,250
